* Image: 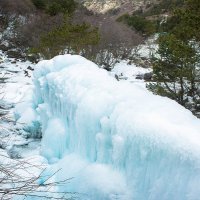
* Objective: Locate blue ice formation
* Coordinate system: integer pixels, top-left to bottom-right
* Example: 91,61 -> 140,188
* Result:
33,54 -> 200,200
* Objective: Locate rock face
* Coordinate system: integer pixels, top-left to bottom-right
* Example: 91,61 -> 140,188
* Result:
82,0 -> 121,13
78,0 -> 156,14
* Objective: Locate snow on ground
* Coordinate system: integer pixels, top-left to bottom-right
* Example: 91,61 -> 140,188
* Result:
0,50 -> 53,200
0,51 -> 33,104
111,60 -> 151,85
0,50 -> 40,158
137,34 -> 158,58
28,54 -> 200,200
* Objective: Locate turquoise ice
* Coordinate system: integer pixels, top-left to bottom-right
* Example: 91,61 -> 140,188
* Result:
32,54 -> 200,200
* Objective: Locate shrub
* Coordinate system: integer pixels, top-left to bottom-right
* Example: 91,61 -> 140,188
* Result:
32,0 -> 46,10
47,2 -> 62,16
46,0 -> 76,16
117,14 -> 156,36
143,0 -> 184,17
32,0 -> 77,15
33,20 -> 100,59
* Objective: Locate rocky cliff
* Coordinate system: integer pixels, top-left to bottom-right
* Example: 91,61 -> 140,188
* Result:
78,0 -> 157,14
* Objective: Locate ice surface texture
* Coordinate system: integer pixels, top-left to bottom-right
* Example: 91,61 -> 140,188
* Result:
33,54 -> 200,200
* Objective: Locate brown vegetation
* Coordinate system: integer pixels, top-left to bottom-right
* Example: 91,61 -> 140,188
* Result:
0,0 -> 35,15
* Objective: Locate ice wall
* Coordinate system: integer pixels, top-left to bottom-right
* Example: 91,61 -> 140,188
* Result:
33,54 -> 200,200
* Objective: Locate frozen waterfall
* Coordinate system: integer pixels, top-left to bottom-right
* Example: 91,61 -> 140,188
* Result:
32,54 -> 200,200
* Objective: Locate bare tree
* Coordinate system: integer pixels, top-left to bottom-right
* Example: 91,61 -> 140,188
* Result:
0,154 -> 75,200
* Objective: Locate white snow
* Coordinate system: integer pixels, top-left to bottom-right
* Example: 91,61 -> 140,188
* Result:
137,34 -> 158,58
111,60 -> 151,84
32,54 -> 200,200
0,50 -> 40,156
